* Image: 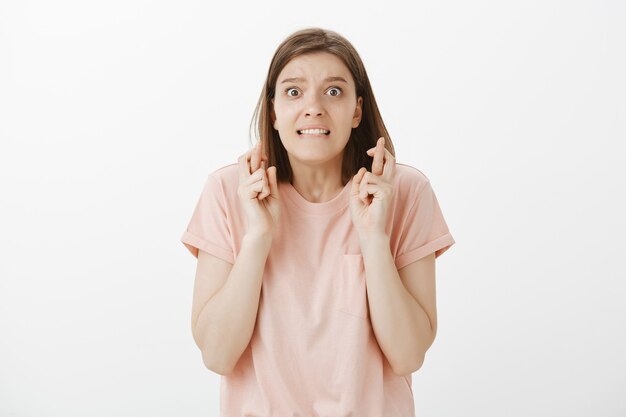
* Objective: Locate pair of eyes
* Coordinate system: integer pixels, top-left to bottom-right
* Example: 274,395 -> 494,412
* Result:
283,86 -> 343,98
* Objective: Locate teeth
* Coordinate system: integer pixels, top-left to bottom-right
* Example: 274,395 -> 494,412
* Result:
299,128 -> 329,135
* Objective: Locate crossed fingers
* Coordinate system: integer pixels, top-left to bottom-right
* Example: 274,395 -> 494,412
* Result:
366,137 -> 395,180
238,142 -> 270,198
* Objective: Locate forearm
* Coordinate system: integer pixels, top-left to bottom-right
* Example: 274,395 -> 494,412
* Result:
360,233 -> 435,375
195,232 -> 272,374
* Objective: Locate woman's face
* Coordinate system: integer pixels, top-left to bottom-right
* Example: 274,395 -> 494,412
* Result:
271,51 -> 362,167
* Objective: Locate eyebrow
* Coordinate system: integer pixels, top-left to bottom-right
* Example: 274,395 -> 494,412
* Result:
279,76 -> 349,84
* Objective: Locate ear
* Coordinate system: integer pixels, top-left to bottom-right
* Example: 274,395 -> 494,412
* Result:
352,96 -> 363,128
271,98 -> 279,130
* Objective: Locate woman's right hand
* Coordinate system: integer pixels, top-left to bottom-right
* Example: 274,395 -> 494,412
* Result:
237,142 -> 281,237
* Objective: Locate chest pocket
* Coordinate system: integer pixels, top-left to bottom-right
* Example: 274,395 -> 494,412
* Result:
335,254 -> 369,320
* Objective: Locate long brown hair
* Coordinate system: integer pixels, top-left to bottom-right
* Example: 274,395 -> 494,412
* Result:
249,27 -> 395,185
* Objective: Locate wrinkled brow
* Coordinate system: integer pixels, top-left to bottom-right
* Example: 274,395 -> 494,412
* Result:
279,76 -> 349,84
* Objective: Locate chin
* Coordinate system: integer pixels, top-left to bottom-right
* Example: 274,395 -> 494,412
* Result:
287,149 -> 345,165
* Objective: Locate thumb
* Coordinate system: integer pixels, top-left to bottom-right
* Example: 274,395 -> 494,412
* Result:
267,166 -> 279,199
351,167 -> 366,197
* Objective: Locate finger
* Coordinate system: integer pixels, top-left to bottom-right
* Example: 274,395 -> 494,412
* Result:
351,167 -> 366,190
250,142 -> 260,173
362,171 -> 382,185
259,184 -> 270,200
239,152 -> 253,182
359,178 -> 371,205
351,167 -> 368,204
266,166 -> 279,200
360,183 -> 379,203
359,171 -> 381,196
245,168 -> 267,199
258,161 -> 270,200
248,180 -> 265,199
366,137 -> 384,152
360,169 -> 385,195
372,137 -> 385,176
358,170 -> 372,203
367,146 -> 395,181
380,145 -> 396,181
359,171 -> 370,201
245,166 -> 265,186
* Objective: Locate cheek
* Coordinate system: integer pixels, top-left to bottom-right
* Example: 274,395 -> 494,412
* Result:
329,100 -> 355,116
333,109 -> 357,127
274,102 -> 297,121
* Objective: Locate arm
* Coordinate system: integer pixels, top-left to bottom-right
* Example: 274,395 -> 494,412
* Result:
191,231 -> 272,375
360,232 -> 437,376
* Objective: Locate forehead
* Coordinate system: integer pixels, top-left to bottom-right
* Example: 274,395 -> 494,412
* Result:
277,52 -> 353,84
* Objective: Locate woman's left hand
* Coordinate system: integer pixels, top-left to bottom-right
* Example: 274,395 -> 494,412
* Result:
349,136 -> 396,241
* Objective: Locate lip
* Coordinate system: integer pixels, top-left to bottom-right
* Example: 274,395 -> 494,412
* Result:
297,125 -> 331,136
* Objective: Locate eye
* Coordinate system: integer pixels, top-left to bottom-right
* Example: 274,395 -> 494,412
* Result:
285,87 -> 300,97
326,87 -> 342,97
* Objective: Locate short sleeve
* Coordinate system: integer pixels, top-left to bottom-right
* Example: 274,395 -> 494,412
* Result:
395,180 -> 455,270
180,174 -> 234,264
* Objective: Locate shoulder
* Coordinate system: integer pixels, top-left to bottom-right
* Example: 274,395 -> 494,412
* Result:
393,163 -> 431,195
196,163 -> 239,204
205,163 -> 239,188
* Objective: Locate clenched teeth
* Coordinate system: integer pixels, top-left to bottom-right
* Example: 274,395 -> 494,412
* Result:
298,129 -> 330,135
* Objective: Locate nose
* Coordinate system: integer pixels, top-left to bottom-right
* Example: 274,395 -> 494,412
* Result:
304,94 -> 324,117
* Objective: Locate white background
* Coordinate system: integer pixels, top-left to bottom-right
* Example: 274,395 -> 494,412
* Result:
1,0 -> 625,416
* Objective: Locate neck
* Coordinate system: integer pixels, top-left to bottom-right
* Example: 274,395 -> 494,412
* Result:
288,157 -> 345,203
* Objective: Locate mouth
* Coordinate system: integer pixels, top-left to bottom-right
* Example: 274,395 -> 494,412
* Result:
297,128 -> 331,137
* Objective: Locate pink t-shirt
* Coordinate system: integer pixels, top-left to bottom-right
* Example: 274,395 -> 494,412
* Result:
181,162 -> 455,417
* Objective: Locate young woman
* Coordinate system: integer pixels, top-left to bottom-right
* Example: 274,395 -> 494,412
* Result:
181,27 -> 455,417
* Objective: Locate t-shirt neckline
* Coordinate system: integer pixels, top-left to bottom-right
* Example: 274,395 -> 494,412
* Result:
280,180 -> 351,215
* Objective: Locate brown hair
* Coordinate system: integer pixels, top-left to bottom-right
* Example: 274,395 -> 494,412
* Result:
249,27 -> 395,185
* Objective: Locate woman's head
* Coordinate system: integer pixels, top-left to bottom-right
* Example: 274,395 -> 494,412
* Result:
250,27 -> 394,185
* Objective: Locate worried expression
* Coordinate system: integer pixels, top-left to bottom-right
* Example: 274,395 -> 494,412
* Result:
271,51 -> 363,164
